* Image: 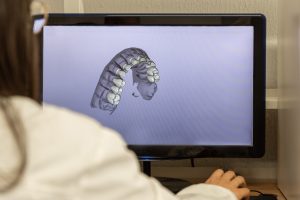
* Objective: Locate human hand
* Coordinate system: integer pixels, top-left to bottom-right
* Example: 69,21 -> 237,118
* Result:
205,169 -> 250,200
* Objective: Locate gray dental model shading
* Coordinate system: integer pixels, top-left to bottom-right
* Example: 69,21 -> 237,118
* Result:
91,48 -> 160,113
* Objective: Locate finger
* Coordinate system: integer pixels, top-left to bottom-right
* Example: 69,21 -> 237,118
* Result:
205,169 -> 224,183
231,176 -> 247,188
222,170 -> 236,181
235,188 -> 250,200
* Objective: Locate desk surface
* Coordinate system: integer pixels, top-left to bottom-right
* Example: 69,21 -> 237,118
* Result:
187,179 -> 285,200
249,183 -> 286,200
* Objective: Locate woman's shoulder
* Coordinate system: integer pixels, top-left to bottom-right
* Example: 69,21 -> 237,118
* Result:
5,96 -> 129,195
11,96 -> 99,126
9,96 -> 126,151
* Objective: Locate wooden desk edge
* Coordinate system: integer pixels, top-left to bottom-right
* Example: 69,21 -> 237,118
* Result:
184,179 -> 286,200
248,183 -> 286,200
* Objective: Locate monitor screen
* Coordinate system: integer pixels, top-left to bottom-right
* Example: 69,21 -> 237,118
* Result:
42,25 -> 254,146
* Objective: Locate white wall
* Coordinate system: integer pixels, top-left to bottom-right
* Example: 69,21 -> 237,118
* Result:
278,0 -> 300,199
41,0 -> 64,12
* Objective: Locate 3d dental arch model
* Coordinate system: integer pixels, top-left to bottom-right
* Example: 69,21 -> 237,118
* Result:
90,48 -> 160,113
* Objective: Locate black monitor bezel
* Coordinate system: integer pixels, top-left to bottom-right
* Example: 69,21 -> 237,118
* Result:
38,14 -> 266,159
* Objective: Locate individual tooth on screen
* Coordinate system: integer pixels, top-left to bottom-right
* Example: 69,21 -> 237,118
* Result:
111,86 -> 123,95
130,58 -> 139,65
107,93 -> 121,105
107,93 -> 116,105
147,68 -> 156,76
154,74 -> 160,80
125,64 -> 132,71
113,79 -> 125,87
115,94 -> 120,102
116,70 -> 126,79
140,57 -> 146,62
147,76 -> 155,83
149,61 -> 156,67
145,64 -> 152,69
115,68 -> 120,75
111,86 -> 120,94
121,64 -> 131,72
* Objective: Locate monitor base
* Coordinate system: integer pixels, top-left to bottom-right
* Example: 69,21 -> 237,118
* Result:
142,161 -> 192,193
156,177 -> 192,193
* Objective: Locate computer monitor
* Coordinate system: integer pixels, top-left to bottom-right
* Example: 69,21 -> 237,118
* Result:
39,14 -> 266,159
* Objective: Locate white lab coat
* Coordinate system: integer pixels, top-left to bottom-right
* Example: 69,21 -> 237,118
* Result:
0,96 -> 237,200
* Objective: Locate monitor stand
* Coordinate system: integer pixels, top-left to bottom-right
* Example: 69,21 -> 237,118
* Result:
142,161 -> 192,193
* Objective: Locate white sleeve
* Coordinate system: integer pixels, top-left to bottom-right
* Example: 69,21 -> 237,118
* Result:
177,184 -> 237,200
76,126 -> 237,200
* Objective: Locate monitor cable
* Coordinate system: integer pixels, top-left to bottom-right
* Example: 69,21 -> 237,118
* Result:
190,158 -> 195,167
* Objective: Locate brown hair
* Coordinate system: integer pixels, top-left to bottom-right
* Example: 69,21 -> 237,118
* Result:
0,0 -> 38,192
0,0 -> 38,98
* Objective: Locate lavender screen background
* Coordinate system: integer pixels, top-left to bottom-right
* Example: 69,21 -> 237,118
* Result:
43,26 -> 253,146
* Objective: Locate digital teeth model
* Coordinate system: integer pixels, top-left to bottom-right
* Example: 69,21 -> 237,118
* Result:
90,47 -> 160,113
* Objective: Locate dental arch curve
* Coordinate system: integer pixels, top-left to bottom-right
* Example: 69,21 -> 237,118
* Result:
91,47 -> 160,113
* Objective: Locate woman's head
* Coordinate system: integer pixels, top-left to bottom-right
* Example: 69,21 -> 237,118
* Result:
0,0 -> 38,99
0,0 -> 39,192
